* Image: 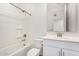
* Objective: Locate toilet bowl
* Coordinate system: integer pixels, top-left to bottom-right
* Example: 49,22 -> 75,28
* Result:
27,39 -> 43,56
27,48 -> 40,56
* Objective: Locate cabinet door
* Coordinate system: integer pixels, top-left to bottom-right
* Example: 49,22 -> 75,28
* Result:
43,45 -> 61,56
62,49 -> 79,56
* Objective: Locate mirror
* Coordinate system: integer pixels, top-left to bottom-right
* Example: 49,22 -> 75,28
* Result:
47,3 -> 79,32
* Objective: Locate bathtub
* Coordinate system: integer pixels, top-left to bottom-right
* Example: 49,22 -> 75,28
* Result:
9,43 -> 32,56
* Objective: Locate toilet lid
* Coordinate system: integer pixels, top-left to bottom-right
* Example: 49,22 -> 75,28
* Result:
27,48 -> 40,56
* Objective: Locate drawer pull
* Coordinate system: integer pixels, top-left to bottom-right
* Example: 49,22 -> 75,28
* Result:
58,51 -> 61,56
63,52 -> 64,56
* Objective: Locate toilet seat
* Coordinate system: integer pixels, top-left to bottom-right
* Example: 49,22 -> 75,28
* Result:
27,48 -> 40,56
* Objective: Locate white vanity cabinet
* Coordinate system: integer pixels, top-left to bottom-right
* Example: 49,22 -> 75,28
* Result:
43,39 -> 79,56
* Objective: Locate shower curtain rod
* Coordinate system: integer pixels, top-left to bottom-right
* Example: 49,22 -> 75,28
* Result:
9,3 -> 32,16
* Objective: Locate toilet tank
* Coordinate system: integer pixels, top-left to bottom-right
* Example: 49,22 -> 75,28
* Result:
34,39 -> 43,49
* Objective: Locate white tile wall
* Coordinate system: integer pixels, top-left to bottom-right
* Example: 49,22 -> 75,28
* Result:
67,3 -> 77,32
0,4 -> 32,55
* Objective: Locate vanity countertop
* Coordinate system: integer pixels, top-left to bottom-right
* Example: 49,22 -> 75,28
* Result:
43,32 -> 79,43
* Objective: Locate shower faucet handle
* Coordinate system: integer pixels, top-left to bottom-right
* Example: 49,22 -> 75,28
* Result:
23,34 -> 27,37
22,39 -> 26,41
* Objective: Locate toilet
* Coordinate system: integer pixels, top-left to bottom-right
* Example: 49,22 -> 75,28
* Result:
27,39 -> 43,56
27,48 -> 40,56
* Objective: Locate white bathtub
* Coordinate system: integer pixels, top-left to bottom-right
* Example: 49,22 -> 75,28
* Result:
9,43 -> 32,56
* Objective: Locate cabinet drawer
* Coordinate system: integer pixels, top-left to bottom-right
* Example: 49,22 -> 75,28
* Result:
43,39 -> 60,47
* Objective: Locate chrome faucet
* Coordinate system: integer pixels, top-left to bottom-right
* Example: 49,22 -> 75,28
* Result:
57,32 -> 62,37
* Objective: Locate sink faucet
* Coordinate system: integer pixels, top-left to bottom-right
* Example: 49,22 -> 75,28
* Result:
57,32 -> 62,37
